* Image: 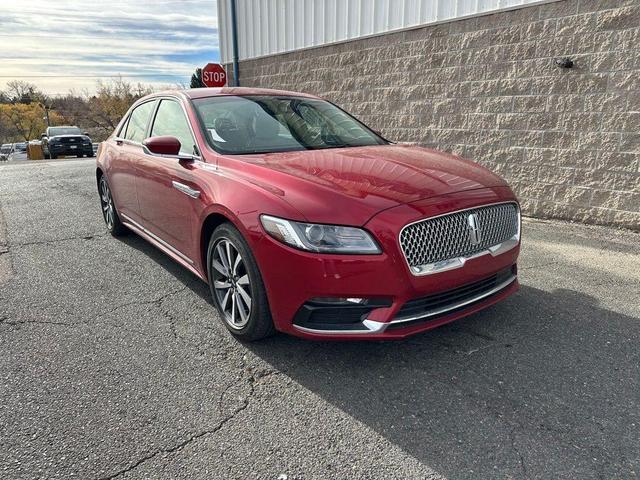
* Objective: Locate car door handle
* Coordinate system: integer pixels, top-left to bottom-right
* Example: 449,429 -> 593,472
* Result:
172,181 -> 200,199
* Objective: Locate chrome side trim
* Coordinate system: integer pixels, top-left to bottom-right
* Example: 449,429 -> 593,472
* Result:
120,213 -> 195,265
292,319 -> 388,335
172,181 -> 200,198
401,202 -> 521,276
388,274 -> 517,325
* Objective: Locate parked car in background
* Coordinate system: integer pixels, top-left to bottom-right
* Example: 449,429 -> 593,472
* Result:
92,143 -> 100,157
96,88 -> 521,341
7,150 -> 28,162
0,143 -> 11,161
7,142 -> 28,161
41,126 -> 93,159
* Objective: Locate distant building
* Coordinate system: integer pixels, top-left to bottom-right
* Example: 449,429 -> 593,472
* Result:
218,0 -> 640,230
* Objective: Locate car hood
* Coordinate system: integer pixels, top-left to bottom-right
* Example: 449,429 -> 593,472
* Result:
232,144 -> 509,225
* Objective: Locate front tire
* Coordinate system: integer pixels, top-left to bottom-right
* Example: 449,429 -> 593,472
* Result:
207,223 -> 275,341
98,175 -> 127,236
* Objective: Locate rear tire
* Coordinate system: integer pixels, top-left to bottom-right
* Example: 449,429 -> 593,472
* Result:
207,223 -> 275,341
98,175 -> 127,237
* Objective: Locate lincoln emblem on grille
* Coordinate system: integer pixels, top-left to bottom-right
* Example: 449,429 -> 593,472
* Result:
467,213 -> 481,245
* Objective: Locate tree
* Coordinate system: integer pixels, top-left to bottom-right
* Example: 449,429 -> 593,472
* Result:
0,103 -> 63,141
85,79 -> 152,137
190,68 -> 205,88
0,78 -> 157,144
3,80 -> 48,104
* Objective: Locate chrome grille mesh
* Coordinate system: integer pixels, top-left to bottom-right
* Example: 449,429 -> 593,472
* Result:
400,203 -> 519,267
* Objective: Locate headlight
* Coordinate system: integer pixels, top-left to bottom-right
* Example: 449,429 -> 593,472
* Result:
260,215 -> 381,254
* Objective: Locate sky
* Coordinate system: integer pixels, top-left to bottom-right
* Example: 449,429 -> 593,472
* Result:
0,0 -> 219,96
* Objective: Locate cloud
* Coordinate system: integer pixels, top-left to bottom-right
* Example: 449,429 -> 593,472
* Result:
0,0 -> 219,94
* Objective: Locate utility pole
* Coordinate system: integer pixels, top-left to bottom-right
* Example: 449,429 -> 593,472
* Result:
40,102 -> 51,127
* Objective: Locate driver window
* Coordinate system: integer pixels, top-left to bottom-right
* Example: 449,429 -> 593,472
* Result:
151,100 -> 197,155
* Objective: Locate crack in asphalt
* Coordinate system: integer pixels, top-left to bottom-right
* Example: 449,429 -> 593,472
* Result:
88,287 -> 195,342
0,318 -> 75,327
509,424 -> 529,478
509,424 -> 529,479
91,286 -> 189,322
96,367 -> 280,480
0,287 -> 190,333
7,232 -> 108,249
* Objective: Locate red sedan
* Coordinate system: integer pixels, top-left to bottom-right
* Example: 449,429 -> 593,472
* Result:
96,87 -> 520,341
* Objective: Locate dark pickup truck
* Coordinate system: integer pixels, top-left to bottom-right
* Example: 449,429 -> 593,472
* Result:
42,126 -> 93,159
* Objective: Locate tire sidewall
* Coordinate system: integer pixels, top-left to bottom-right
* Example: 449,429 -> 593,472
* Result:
207,223 -> 271,340
99,175 -> 126,236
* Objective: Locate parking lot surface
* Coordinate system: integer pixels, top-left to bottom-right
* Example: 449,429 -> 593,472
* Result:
0,158 -> 638,479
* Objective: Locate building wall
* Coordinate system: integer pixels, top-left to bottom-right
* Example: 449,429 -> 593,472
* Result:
218,0 -> 550,63
228,0 -> 640,230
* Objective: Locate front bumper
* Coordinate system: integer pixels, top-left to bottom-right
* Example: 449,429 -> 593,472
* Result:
49,144 -> 93,156
254,187 -> 521,340
292,265 -> 518,336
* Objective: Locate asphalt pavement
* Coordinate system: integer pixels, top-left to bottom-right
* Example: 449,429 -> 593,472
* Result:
0,158 -> 638,479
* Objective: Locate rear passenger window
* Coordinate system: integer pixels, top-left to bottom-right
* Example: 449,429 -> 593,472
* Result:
124,101 -> 156,143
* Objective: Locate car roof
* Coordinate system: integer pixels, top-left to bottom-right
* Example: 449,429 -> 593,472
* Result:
150,87 -> 322,101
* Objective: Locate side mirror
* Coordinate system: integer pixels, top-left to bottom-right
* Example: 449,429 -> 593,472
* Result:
143,136 -> 181,156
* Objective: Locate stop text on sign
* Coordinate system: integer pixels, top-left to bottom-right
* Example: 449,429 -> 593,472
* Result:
201,63 -> 227,88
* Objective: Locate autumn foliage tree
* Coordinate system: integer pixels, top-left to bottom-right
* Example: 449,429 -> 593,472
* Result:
0,78 -> 156,143
0,103 -> 63,142
0,77 -> 189,144
54,79 -> 154,140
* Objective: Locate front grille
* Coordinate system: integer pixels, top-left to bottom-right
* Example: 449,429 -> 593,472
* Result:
394,267 -> 515,323
400,203 -> 519,268
396,267 -> 514,319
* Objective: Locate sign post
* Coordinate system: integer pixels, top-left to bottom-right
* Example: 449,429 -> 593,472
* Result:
201,63 -> 227,88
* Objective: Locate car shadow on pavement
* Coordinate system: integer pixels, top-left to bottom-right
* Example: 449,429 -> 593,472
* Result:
115,233 -> 212,301
247,287 -> 639,480
116,234 -> 638,479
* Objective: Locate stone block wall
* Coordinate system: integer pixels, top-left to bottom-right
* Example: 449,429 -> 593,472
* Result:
228,0 -> 640,230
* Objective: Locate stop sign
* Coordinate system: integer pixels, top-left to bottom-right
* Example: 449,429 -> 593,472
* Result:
201,63 -> 227,88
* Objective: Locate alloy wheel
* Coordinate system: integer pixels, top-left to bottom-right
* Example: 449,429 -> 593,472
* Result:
211,238 -> 252,329
99,177 -> 115,230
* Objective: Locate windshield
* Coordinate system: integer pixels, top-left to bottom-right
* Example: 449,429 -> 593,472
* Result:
49,127 -> 82,136
193,95 -> 387,155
